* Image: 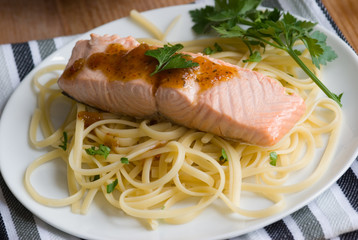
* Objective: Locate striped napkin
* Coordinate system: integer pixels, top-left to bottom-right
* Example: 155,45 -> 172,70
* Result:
0,0 -> 357,239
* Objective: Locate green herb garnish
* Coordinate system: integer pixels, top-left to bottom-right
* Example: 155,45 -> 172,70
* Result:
107,179 -> 118,193
189,0 -> 342,106
203,42 -> 223,55
85,144 -> 111,159
91,174 -> 100,182
242,50 -> 261,63
145,43 -> 199,76
59,131 -> 68,151
219,148 -> 228,163
121,157 -> 129,164
269,151 -> 278,166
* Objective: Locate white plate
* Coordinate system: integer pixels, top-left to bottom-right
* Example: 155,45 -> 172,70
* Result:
1,3 -> 358,240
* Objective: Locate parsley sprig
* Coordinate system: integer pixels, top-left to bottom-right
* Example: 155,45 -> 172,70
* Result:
91,174 -> 100,182
120,157 -> 129,164
85,144 -> 111,159
269,151 -> 278,166
107,179 -> 118,193
219,148 -> 228,163
145,43 -> 199,76
203,42 -> 223,55
59,131 -> 68,151
189,0 -> 342,106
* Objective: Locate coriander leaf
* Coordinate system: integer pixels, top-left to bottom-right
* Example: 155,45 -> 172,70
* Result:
308,31 -> 338,68
246,8 -> 281,22
91,175 -> 100,182
145,44 -> 199,76
121,157 -> 129,164
203,42 -> 223,55
203,47 -> 214,55
293,49 -> 302,56
190,2 -> 342,106
282,11 -> 297,25
189,5 -> 217,34
269,152 -> 278,166
219,148 -> 228,163
310,30 -> 327,42
215,0 -> 261,14
243,51 -> 261,62
85,144 -> 111,159
189,0 -> 262,34
214,42 -> 223,52
59,131 -> 68,151
207,11 -> 237,22
213,24 -> 245,38
107,179 -> 118,193
301,36 -> 323,68
159,54 -> 197,72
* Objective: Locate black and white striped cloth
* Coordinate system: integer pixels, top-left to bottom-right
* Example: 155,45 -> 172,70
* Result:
0,0 -> 357,239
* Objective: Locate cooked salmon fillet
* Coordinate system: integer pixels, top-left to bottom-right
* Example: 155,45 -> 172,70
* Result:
58,34 -> 306,146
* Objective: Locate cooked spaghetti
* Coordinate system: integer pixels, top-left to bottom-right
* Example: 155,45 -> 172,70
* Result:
25,11 -> 342,230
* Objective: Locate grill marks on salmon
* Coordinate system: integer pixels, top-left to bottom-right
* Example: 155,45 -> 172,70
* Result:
58,34 -> 306,146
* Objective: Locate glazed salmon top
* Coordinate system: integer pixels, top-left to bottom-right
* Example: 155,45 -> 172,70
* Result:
58,34 -> 306,146
62,42 -> 237,92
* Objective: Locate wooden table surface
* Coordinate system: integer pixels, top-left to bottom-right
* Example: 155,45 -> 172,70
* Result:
1,0 -> 357,53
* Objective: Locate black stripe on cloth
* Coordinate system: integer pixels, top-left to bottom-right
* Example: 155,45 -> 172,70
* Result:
0,174 -> 41,240
336,166 -> 358,211
37,39 -> 57,60
0,211 -> 9,240
291,205 -> 325,240
340,229 -> 358,240
262,0 -> 283,10
264,219 -> 294,240
315,0 -> 355,53
11,42 -> 35,81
